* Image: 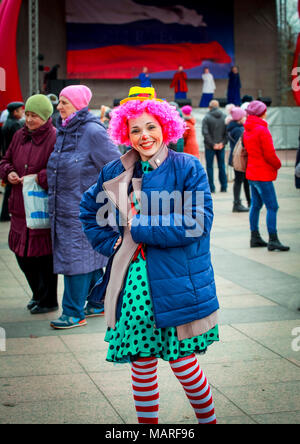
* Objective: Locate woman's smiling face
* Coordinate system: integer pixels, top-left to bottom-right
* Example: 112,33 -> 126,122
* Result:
128,112 -> 163,161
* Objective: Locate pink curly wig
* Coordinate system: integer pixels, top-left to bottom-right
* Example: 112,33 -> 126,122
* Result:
108,99 -> 186,146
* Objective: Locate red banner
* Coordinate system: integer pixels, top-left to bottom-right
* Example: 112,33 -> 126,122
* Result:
67,42 -> 231,79
0,0 -> 23,111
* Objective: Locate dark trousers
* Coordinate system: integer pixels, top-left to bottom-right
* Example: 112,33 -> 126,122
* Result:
205,148 -> 227,192
233,170 -> 251,204
0,183 -> 12,221
16,254 -> 58,308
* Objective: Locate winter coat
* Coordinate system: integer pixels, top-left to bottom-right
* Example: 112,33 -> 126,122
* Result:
170,71 -> 188,93
183,117 -> 199,158
138,72 -> 152,88
0,119 -> 56,257
202,73 -> 216,94
243,115 -> 281,182
47,107 -> 121,275
227,120 -> 244,167
79,146 -> 219,332
227,72 -> 241,106
202,108 -> 228,150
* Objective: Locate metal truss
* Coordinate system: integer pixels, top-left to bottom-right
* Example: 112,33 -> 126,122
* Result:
277,0 -> 289,105
28,0 -> 39,96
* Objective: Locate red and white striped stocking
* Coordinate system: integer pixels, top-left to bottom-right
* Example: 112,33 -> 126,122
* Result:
131,357 -> 159,424
169,354 -> 217,424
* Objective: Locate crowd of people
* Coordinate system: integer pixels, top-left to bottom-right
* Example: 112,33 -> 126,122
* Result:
0,81 -> 293,316
0,74 -> 295,424
200,98 -> 290,251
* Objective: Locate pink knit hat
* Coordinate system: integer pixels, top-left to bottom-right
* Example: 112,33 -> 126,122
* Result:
246,100 -> 267,117
230,107 -> 246,121
59,85 -> 92,110
181,105 -> 192,115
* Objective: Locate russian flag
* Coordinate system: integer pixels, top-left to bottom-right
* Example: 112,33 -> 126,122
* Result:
66,0 -> 234,80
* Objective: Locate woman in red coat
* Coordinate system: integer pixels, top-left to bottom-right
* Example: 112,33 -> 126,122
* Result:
181,105 -> 199,158
243,101 -> 289,251
170,65 -> 188,100
0,94 -> 58,312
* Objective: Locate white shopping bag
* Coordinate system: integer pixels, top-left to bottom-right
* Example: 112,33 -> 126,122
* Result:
22,175 -> 50,229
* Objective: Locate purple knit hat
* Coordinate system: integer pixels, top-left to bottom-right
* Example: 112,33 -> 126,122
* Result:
59,85 -> 92,110
246,100 -> 267,117
181,105 -> 192,115
230,107 -> 246,121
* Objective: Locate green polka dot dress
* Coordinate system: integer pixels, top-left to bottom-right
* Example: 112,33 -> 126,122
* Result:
104,161 -> 219,363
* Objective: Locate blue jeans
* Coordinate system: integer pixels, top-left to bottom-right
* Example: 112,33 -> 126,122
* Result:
62,269 -> 103,319
249,181 -> 279,234
205,148 -> 227,192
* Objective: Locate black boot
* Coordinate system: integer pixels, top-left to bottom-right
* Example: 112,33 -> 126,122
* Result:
27,298 -> 38,310
267,233 -> 290,252
250,231 -> 268,248
233,200 -> 249,213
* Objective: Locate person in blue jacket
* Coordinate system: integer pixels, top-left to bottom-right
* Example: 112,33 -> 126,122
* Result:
47,85 -> 121,330
138,66 -> 152,88
79,86 -> 219,424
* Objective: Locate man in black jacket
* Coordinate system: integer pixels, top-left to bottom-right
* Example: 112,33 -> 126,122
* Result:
1,102 -> 24,156
202,100 -> 228,193
0,101 -> 24,221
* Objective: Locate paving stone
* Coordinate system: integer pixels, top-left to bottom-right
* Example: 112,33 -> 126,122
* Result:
0,167 -> 299,424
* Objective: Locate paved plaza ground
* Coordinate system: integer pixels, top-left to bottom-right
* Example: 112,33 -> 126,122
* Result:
0,164 -> 299,424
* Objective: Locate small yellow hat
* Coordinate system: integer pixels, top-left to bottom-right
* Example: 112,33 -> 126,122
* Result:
119,86 -> 164,105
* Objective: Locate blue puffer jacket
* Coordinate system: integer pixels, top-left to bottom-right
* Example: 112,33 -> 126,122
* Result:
47,107 -> 121,275
79,149 -> 219,329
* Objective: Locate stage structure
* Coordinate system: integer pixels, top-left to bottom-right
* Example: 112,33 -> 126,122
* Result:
0,0 -> 23,109
65,0 -> 234,80
28,0 -> 39,96
290,0 -> 300,105
0,0 -> 298,110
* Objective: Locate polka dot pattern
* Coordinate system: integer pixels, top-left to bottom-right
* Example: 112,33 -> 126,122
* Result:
104,160 -> 219,364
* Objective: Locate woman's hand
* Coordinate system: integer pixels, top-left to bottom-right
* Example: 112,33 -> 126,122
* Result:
21,174 -> 38,185
113,236 -> 122,250
7,172 -> 21,185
